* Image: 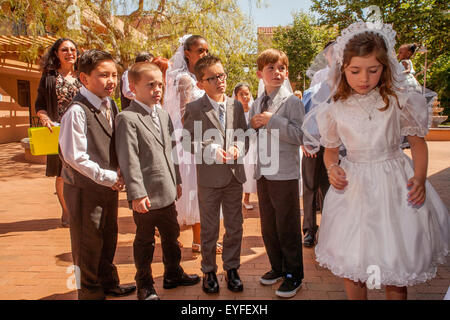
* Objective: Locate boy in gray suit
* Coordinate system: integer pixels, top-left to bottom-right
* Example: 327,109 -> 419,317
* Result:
249,49 -> 305,298
182,55 -> 248,294
115,62 -> 200,300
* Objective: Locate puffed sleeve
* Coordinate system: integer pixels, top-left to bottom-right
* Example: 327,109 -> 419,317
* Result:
398,91 -> 429,137
301,100 -> 342,154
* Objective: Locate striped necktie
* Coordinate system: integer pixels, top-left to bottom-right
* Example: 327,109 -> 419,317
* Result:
218,103 -> 225,129
150,107 -> 160,133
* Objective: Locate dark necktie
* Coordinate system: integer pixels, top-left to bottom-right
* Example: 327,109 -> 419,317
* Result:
260,95 -> 270,113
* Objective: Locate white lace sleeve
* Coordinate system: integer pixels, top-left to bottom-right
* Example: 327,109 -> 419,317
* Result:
302,100 -> 342,154
317,102 -> 342,149
399,91 -> 429,137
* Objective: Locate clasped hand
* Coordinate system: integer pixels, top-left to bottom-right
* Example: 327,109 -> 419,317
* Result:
250,112 -> 273,129
328,165 -> 348,190
215,145 -> 239,163
111,168 -> 125,191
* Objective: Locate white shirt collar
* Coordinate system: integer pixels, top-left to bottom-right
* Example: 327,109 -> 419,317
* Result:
80,86 -> 108,110
206,94 -> 227,111
134,99 -> 159,115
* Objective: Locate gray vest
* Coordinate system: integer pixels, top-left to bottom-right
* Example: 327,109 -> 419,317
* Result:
60,92 -> 119,190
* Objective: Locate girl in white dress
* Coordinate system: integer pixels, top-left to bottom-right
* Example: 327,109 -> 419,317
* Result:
232,83 -> 257,209
397,44 -> 419,87
303,21 -> 449,300
165,35 -> 222,254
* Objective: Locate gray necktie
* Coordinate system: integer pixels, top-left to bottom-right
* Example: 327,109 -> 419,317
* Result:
218,103 -> 225,129
101,99 -> 112,127
150,107 -> 160,132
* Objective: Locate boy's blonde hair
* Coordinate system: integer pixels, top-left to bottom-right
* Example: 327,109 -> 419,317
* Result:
257,49 -> 289,71
128,62 -> 162,84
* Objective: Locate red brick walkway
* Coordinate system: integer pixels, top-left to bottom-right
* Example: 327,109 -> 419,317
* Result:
0,142 -> 448,300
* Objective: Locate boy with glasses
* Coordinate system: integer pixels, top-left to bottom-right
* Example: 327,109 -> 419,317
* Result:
182,55 -> 248,294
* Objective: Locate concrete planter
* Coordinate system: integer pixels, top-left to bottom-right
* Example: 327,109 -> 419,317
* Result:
425,128 -> 450,141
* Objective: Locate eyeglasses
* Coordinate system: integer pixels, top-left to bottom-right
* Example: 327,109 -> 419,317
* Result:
201,73 -> 227,84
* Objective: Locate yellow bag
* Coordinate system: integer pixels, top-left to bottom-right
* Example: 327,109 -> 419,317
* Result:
28,126 -> 60,155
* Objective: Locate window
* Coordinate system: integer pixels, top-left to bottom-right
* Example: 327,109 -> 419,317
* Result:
17,80 -> 31,108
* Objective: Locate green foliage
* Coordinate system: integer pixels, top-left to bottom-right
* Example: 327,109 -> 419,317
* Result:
0,0 -> 261,98
272,11 -> 337,91
310,0 -> 450,115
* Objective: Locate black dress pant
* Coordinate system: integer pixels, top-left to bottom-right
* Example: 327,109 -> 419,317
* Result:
301,147 -> 330,236
64,183 -> 120,300
133,203 -> 184,289
257,177 -> 304,281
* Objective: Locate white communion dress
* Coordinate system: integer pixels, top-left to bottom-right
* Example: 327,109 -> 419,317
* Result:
311,88 -> 449,287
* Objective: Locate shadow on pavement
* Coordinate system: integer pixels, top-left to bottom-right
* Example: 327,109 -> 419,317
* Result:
0,218 -> 61,235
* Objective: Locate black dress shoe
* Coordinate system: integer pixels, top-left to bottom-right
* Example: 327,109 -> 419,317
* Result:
104,284 -> 136,297
163,272 -> 200,289
303,233 -> 315,248
202,272 -> 219,294
226,269 -> 243,292
137,286 -> 160,300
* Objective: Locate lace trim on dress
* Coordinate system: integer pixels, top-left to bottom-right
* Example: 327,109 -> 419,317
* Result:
401,126 -> 428,138
316,248 -> 448,287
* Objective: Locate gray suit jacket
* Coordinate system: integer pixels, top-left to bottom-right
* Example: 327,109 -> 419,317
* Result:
115,101 -> 182,210
182,94 -> 248,188
249,86 -> 305,180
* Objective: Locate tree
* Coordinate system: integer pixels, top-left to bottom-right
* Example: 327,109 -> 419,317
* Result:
0,0 -> 261,96
272,11 -> 337,91
310,0 -> 450,111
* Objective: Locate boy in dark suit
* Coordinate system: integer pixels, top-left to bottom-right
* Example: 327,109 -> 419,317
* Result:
59,50 -> 136,300
115,62 -> 200,300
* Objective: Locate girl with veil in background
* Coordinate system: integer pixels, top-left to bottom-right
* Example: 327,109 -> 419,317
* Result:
232,83 -> 257,210
164,35 -> 222,254
302,21 -> 449,300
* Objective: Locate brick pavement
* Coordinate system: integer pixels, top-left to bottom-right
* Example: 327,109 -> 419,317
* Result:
0,142 -> 449,300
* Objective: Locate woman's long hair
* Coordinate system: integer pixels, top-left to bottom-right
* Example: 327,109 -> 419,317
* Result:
334,32 -> 399,110
40,38 -> 79,73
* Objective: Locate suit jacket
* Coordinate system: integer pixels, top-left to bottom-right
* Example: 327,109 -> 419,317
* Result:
249,86 -> 305,180
115,100 -> 182,210
182,94 -> 248,188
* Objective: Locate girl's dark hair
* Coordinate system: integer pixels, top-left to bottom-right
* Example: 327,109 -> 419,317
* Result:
40,38 -> 79,73
234,83 -> 251,96
334,32 -> 399,111
183,35 -> 206,51
324,40 -> 335,50
135,52 -> 154,63
407,43 -> 418,54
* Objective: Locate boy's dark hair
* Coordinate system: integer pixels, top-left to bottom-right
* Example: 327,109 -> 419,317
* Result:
135,52 -> 154,63
78,49 -> 115,75
194,55 -> 222,81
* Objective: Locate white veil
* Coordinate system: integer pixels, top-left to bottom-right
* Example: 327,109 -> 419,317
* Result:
164,35 -> 205,226
307,43 -> 334,88
257,78 -> 293,98
302,20 -> 407,154
164,34 -> 204,135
